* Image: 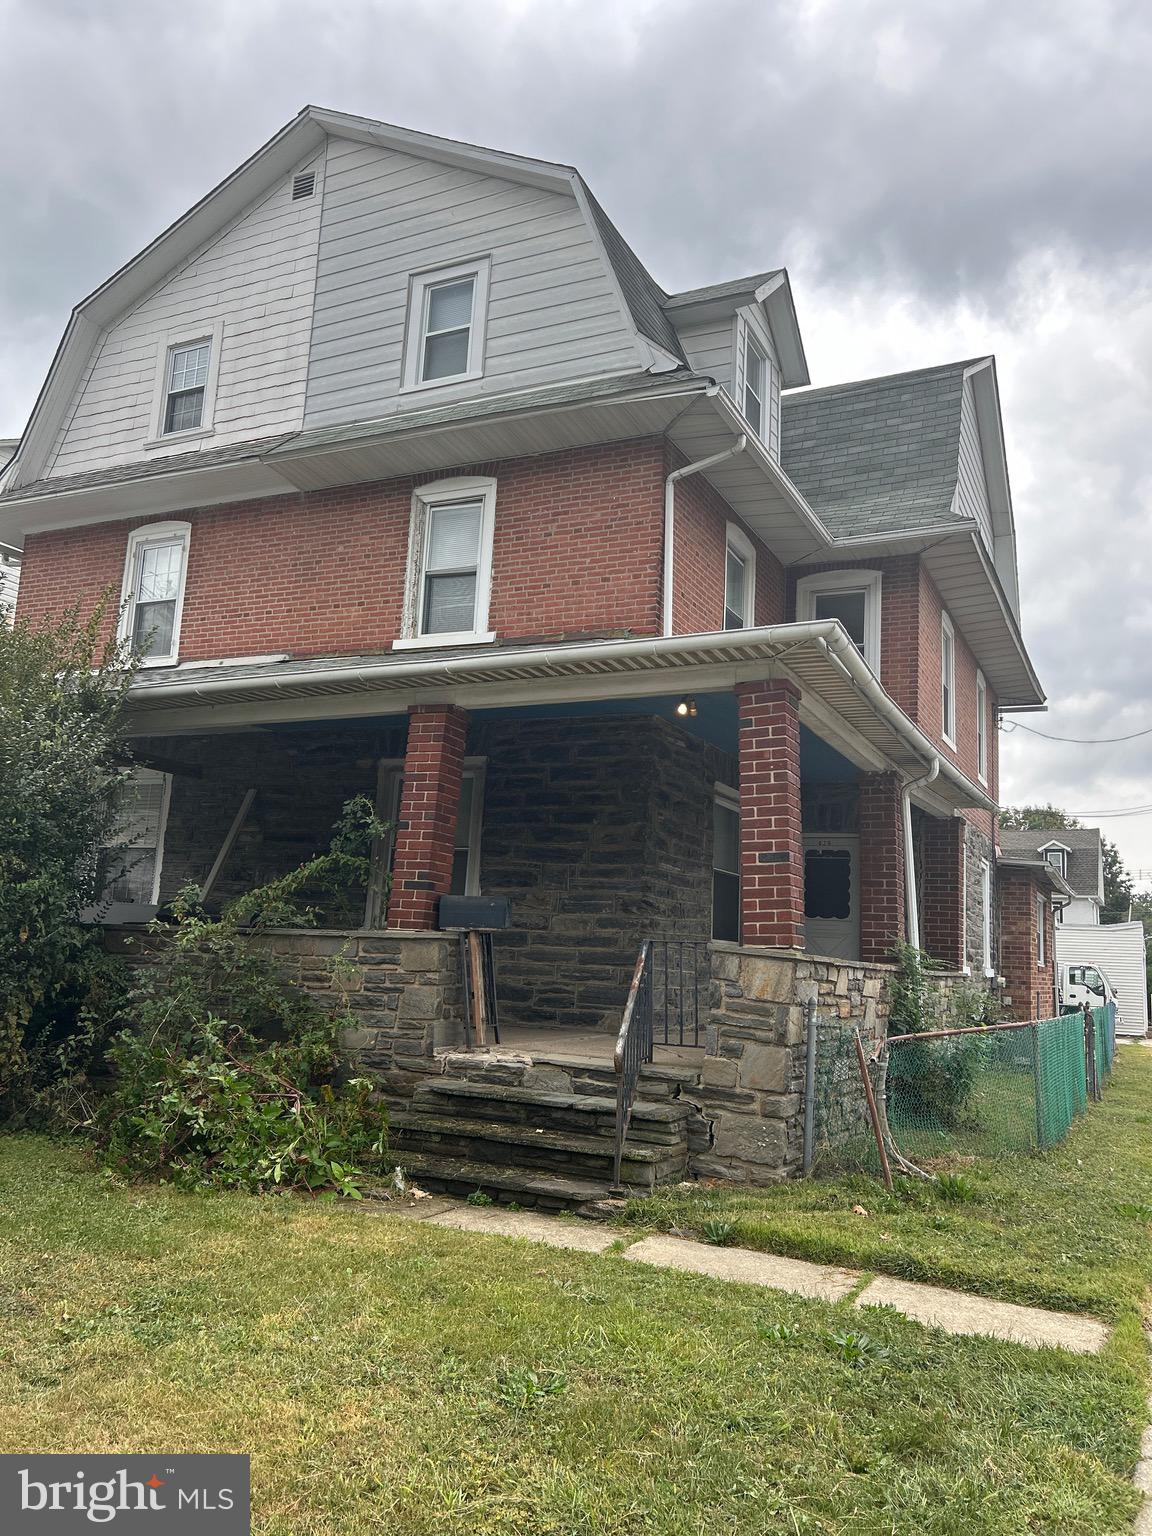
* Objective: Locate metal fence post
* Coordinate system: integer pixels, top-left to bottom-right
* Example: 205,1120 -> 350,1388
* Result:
1029,1022 -> 1045,1150
801,997 -> 818,1176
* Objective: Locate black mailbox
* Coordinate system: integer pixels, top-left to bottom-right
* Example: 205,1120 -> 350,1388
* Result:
438,895 -> 511,931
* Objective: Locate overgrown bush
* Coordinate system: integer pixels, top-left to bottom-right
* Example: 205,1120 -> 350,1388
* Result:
0,603 -> 138,1121
90,797 -> 391,1196
886,943 -> 1001,1130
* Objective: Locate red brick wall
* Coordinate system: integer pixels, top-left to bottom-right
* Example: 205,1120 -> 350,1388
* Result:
386,704 -> 468,931
921,816 -> 966,969
737,680 -> 804,949
999,869 -> 1058,1021
670,456 -> 786,633
858,772 -> 905,962
15,440 -> 668,660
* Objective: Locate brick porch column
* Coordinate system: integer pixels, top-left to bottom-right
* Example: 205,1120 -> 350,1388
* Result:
737,680 -> 804,948
385,704 -> 468,931
921,814 -> 965,969
858,772 -> 905,963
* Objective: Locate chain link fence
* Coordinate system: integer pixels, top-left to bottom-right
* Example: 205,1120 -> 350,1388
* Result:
808,1003 -> 1117,1176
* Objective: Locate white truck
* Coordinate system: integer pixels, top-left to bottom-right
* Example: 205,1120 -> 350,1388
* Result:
1055,920 -> 1149,1037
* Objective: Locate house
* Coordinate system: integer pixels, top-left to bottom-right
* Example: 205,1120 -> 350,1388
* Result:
0,108 -> 1049,1193
1001,826 -> 1149,1034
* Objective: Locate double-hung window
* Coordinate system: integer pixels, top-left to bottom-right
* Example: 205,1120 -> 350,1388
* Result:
118,522 -> 191,665
724,524 -> 756,629
940,611 -> 957,746
398,477 -> 497,648
148,321 -> 222,444
99,768 -> 171,911
743,332 -> 766,436
796,569 -> 883,673
976,668 -> 988,782
712,787 -> 741,942
1043,845 -> 1068,879
403,260 -> 491,390
164,342 -> 211,433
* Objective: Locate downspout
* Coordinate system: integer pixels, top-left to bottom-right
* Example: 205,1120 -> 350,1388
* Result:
662,414 -> 748,637
901,759 -> 939,951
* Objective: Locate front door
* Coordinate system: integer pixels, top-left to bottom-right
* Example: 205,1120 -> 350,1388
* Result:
803,834 -> 861,960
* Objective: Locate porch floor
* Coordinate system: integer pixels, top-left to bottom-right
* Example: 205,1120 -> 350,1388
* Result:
488,1026 -> 705,1070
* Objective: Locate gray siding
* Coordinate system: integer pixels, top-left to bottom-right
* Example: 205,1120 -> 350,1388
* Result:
46,153 -> 325,479
956,377 -> 994,554
304,138 -> 641,427
674,318 -> 736,392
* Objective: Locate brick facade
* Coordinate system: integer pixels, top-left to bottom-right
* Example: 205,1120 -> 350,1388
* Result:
387,704 -> 468,931
669,453 -> 786,633
920,815 -> 966,969
999,868 -> 1058,1021
737,680 -> 804,948
15,439 -> 668,659
857,772 -> 905,962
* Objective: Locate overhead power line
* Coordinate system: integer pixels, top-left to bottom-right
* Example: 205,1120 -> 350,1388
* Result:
1002,720 -> 1152,745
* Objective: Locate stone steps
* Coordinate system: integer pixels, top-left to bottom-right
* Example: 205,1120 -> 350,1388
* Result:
385,1152 -> 614,1212
410,1080 -> 691,1145
391,1110 -> 687,1187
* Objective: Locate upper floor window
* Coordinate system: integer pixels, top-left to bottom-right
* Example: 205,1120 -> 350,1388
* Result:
723,523 -> 756,630
147,320 -> 223,445
940,610 -> 957,747
1043,845 -> 1068,879
396,477 -> 497,649
743,332 -> 766,436
796,568 -> 883,673
118,522 -> 191,666
403,260 -> 491,391
976,669 -> 988,783
165,343 -> 211,433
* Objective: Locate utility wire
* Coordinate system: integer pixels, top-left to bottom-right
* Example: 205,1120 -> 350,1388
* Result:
1002,720 -> 1152,745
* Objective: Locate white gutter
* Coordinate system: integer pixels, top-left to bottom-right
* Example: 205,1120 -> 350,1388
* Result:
662,421 -> 748,636
901,759 -> 939,950
127,619 -> 995,813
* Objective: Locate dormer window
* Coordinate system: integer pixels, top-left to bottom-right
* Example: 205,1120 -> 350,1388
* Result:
1043,846 -> 1068,879
403,260 -> 491,390
743,333 -> 766,436
723,523 -> 756,630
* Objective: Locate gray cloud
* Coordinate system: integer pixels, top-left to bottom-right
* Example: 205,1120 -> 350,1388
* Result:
2,0 -> 1151,873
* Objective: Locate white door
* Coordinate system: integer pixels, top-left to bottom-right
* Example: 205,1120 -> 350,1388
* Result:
803,835 -> 861,960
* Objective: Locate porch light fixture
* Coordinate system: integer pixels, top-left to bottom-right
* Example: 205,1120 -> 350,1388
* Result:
676,696 -> 698,719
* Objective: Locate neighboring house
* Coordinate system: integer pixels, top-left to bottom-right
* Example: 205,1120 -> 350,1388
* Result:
1001,826 -> 1148,1034
999,826 -> 1104,925
0,441 -> 19,621
0,108 -> 1050,1189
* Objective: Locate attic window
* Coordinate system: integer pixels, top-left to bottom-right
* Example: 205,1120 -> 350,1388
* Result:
402,260 -> 491,391
1044,847 -> 1068,879
292,171 -> 316,201
164,342 -> 211,434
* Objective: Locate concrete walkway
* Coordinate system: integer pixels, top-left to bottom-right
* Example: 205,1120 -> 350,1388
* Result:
376,1197 -> 1110,1356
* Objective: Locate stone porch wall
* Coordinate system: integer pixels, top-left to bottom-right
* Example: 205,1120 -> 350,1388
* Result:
695,944 -> 963,1184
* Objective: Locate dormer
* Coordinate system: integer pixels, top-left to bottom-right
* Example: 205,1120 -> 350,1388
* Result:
1040,841 -> 1071,881
662,271 -> 809,460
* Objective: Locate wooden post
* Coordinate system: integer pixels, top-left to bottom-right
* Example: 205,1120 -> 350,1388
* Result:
466,931 -> 488,1047
854,1029 -> 893,1191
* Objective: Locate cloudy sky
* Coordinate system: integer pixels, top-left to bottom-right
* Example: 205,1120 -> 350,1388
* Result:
3,0 -> 1151,882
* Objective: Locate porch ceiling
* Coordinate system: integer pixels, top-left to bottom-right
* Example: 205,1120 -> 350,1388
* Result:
123,624 -> 995,814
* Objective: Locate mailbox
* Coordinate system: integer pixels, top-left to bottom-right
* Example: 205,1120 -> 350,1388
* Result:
438,895 -> 511,931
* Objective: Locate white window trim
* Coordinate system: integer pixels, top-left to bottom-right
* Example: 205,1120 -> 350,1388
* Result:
742,326 -> 766,438
144,319 -> 224,448
975,668 -> 988,784
98,768 -> 173,924
723,522 -> 757,630
1036,893 -> 1047,967
401,258 -> 492,393
795,568 -> 883,674
940,610 -> 957,748
712,783 -> 741,942
980,858 -> 994,977
396,476 -> 497,649
117,521 -> 192,668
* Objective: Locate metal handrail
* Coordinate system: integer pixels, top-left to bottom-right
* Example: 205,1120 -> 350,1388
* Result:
611,940 -> 654,1192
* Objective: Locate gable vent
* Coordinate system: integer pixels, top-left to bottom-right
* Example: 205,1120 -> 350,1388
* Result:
292,171 -> 316,201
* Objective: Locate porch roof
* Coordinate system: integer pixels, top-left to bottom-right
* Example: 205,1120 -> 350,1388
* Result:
124,622 -> 996,816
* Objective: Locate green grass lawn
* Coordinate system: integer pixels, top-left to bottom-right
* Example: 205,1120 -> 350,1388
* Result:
623,1043 -> 1152,1321
0,1137 -> 1146,1534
